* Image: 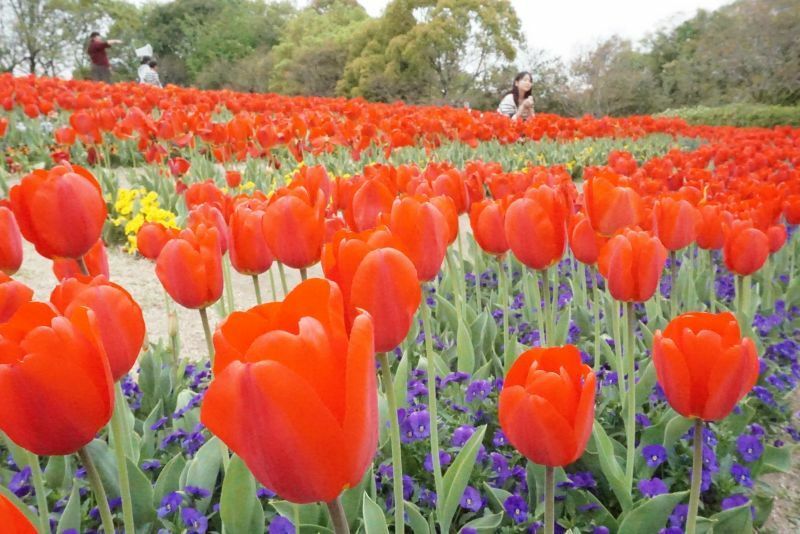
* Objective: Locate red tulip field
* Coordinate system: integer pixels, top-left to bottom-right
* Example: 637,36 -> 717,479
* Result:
1,74 -> 799,533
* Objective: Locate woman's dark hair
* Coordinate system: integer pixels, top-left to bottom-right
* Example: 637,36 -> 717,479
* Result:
148,60 -> 158,68
140,56 -> 151,65
90,31 -> 101,39
507,71 -> 532,106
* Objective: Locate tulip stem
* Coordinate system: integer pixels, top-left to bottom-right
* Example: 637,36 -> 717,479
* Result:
77,255 -> 90,276
25,451 -> 49,534
199,307 -> 214,365
223,253 -> 236,312
300,267 -> 308,281
278,262 -> 289,296
624,300 -> 637,493
268,266 -> 278,301
590,267 -> 601,372
545,465 -> 555,534
378,352 -> 405,533
686,418 -> 704,534
707,249 -> 716,312
78,447 -> 115,534
670,251 -> 679,317
542,267 -> 552,344
252,275 -> 262,304
326,495 -> 349,534
501,256 -> 512,371
530,270 -> 546,345
421,289 -> 444,507
111,393 -> 136,534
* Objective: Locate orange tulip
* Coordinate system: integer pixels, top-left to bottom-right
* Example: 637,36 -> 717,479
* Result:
262,187 -> 326,269
387,196 -> 449,281
322,227 -> 420,352
50,275 -> 145,381
583,169 -> 643,236
653,197 -> 700,251
767,224 -> 787,253
229,204 -> 274,276
783,194 -> 800,225
0,273 -> 33,323
430,195 -> 459,245
0,493 -> 36,534
187,204 -> 230,254
598,229 -> 667,302
346,179 -> 395,232
225,170 -> 242,189
499,345 -> 596,467
469,198 -> 510,256
0,302 -> 114,455
10,164 -> 106,259
202,279 -> 377,503
0,207 -> 23,275
184,179 -> 229,217
156,225 -> 223,309
505,186 -> 567,270
653,312 -> 758,421
723,220 -> 769,276
136,222 -> 179,260
52,238 -> 110,281
695,205 -> 729,250
568,212 -> 606,265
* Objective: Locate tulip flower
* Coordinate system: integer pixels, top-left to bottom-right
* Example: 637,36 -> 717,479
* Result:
505,185 -> 567,271
695,205 -> 729,250
156,225 -> 223,310
598,229 -> 667,303
469,198 -> 510,257
387,196 -> 448,282
262,187 -> 326,271
583,169 -> 643,236
653,311 -> 760,534
229,203 -> 274,276
783,194 -> 800,225
0,302 -> 114,455
568,212 -> 605,266
767,224 -> 787,253
0,206 -> 23,275
0,273 -> 34,323
136,222 -> 179,260
187,204 -> 230,254
50,275 -> 145,381
202,279 -> 378,508
499,345 -> 596,534
10,164 -> 106,259
225,169 -> 242,188
346,179 -> 395,232
184,179 -> 229,217
52,238 -> 110,280
430,195 -> 459,246
653,197 -> 700,251
723,220 -> 769,276
0,493 -> 36,533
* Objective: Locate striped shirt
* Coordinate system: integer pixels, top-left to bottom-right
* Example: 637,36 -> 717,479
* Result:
143,69 -> 162,88
497,93 -> 534,119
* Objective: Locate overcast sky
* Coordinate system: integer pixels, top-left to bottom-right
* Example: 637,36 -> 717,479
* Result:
340,0 -> 733,61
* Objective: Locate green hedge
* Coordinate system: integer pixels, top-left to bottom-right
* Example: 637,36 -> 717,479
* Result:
657,103 -> 800,127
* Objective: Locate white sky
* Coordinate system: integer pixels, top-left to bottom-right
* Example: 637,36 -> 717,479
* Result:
349,0 -> 733,61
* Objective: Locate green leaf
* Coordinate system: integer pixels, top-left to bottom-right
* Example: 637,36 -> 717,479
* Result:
139,400 -> 164,461
404,501 -> 430,534
220,455 -> 264,533
56,483 -> 82,533
44,456 -> 67,490
617,491 -> 688,534
456,320 -> 475,374
127,458 -> 157,527
0,484 -> 39,526
662,415 -> 693,453
634,360 -> 656,411
435,293 -> 459,333
84,439 -> 121,498
758,444 -> 795,475
591,421 -> 633,511
710,503 -> 753,533
272,501 -> 323,528
552,305 -> 572,345
184,437 -> 223,513
393,349 -> 410,410
153,453 -> 186,508
570,490 -> 618,531
362,492 -> 390,534
341,468 -> 371,529
438,425 -> 487,533
460,511 -> 503,532
482,483 -> 512,513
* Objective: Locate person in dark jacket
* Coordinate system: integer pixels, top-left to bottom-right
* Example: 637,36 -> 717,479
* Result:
87,31 -> 122,83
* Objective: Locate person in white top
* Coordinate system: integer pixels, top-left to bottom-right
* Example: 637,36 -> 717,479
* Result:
497,72 -> 534,120
138,56 -> 152,83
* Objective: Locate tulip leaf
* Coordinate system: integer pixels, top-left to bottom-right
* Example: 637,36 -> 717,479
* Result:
456,320 -> 475,374
758,444 -> 795,475
634,360 -> 656,411
140,400 -> 164,460
393,349 -> 410,410
438,424 -> 487,533
552,305 -> 571,345
590,421 -> 633,511
482,483 -> 512,513
617,491 -> 688,534
460,511 -> 504,532
342,467 -> 372,528
570,489 -> 618,531
220,455 -> 264,533
435,293 -> 459,333
44,455 -> 67,490
362,492 -> 390,534
272,501 -> 323,527
472,359 -> 494,381
710,503 -> 753,533
184,437 -> 223,513
662,415 -> 693,453
127,457 -> 157,527
153,453 -> 186,508
404,501 -> 431,534
85,439 -> 121,498
56,482 -> 81,533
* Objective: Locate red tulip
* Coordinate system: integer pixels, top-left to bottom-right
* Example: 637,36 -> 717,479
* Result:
598,229 -> 667,302
229,203 -> 274,275
0,302 -> 114,455
202,279 -> 377,503
387,196 -> 449,281
262,187 -> 326,269
783,194 -> 800,225
505,186 -> 567,271
469,198 -> 510,256
167,157 -> 191,177
723,221 -> 769,276
695,205 -> 729,250
499,345 -> 596,467
653,197 -> 699,251
225,170 -> 242,189
323,227 -> 420,352
430,195 -> 459,245
346,179 -> 395,232
52,239 -> 110,281
187,204 -> 230,254
184,179 -> 229,217
10,164 -> 107,259
583,169 -> 642,236
0,207 -> 23,275
568,212 -> 606,266
0,493 -> 36,534
0,273 -> 34,323
137,222 -> 179,260
50,275 -> 145,381
767,224 -> 787,253
156,225 -> 223,309
653,312 -> 758,421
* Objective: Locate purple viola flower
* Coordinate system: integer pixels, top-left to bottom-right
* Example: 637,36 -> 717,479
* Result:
459,486 -> 482,512
659,528 -> 684,534
401,410 -> 430,443
157,491 -> 183,517
570,471 -> 597,489
721,493 -> 750,510
185,486 -> 212,499
669,504 -> 689,527
181,507 -> 208,534
451,425 -> 476,447
257,487 -> 276,499
141,459 -> 161,472
731,463 -> 753,488
702,445 -> 719,473
406,380 -> 427,400
594,527 -> 611,534
642,444 -> 668,468
8,467 -> 32,498
737,434 -> 764,462
268,516 -> 295,534
423,451 -> 452,472
489,452 -> 512,484
751,385 -> 775,406
402,475 -> 415,500
492,429 -> 508,447
638,478 -> 668,498
503,494 -> 528,524
419,488 -> 437,508
465,380 -> 491,402
635,413 -> 652,428
150,417 -> 168,431
748,423 -> 765,437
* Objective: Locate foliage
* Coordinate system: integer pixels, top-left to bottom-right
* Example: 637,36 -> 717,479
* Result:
658,104 -> 800,128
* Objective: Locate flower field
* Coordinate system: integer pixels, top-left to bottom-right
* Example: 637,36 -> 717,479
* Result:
0,73 -> 799,534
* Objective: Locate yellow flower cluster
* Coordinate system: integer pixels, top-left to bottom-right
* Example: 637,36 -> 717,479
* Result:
111,188 -> 179,254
